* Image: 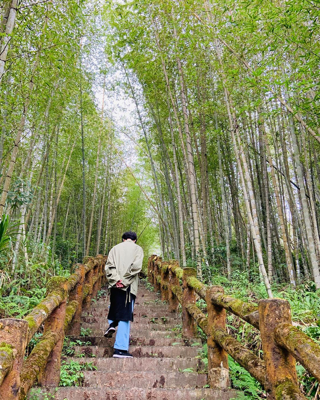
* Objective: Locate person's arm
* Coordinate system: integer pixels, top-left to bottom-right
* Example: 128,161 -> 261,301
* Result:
105,248 -> 120,287
121,247 -> 144,287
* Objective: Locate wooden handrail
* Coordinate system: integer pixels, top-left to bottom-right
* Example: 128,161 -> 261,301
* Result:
274,323 -> 320,382
148,255 -> 316,400
0,255 -> 107,399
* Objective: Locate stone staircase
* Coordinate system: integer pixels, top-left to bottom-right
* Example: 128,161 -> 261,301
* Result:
29,280 -> 237,399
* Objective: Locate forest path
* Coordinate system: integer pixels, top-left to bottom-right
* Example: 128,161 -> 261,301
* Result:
29,280 -> 238,399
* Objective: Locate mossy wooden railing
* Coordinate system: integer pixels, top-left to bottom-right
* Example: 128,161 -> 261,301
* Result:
148,255 -> 320,400
0,255 -> 107,400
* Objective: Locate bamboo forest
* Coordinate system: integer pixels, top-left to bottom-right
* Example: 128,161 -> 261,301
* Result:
1,0 -> 320,398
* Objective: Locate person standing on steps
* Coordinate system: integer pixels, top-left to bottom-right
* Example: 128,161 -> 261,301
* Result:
104,231 -> 144,358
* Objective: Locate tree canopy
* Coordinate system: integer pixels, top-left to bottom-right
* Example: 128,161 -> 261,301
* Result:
1,0 -> 320,300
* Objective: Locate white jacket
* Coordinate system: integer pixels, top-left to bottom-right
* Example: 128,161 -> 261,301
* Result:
105,240 -> 144,296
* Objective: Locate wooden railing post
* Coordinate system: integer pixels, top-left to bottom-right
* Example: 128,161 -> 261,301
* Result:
154,258 -> 161,292
83,268 -> 94,311
92,262 -> 100,299
40,277 -> 68,386
160,263 -> 169,301
206,286 -> 229,388
92,254 -> 103,297
153,260 -> 158,289
67,264 -> 86,336
0,319 -> 29,399
101,256 -> 107,286
182,268 -> 197,338
148,256 -> 155,284
168,264 -> 179,313
259,299 -> 300,399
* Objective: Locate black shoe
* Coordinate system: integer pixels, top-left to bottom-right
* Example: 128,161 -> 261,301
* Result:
104,325 -> 116,338
113,349 -> 133,358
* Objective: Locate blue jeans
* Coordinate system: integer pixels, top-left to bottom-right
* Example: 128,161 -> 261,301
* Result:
108,301 -> 134,351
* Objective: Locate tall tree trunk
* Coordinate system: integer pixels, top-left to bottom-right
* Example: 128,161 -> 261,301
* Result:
80,65 -> 86,257
0,5 -> 50,218
103,199 -> 111,255
24,127 -> 56,230
216,50 -> 272,297
86,76 -> 106,255
175,54 -> 201,276
169,109 -> 187,266
62,196 -> 71,241
12,201 -> 27,276
199,111 -> 209,243
218,139 -> 231,279
0,59 -> 38,218
45,138 -> 76,244
288,115 -> 320,287
149,100 -> 180,260
301,129 -> 320,260
0,0 -> 17,81
258,109 -> 296,286
86,133 -> 101,255
96,160 -> 109,254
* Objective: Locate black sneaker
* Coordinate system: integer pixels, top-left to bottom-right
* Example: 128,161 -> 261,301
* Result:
113,349 -> 133,358
104,325 -> 116,338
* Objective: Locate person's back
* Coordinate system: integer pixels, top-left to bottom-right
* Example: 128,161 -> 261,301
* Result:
104,231 -> 144,358
106,240 -> 143,297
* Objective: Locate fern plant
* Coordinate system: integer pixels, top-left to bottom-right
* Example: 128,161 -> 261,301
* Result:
228,356 -> 263,399
59,360 -> 97,387
0,215 -> 11,253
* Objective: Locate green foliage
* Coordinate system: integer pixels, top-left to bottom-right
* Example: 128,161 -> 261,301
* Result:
6,178 -> 33,212
181,368 -> 194,373
59,360 -> 97,387
26,332 -> 43,358
296,364 -> 318,399
145,281 -> 154,292
28,388 -> 58,400
80,327 -> 92,337
275,285 -> 320,324
198,343 -> 208,370
96,289 -> 105,300
200,343 -> 262,397
0,215 -> 11,254
62,337 -> 92,358
0,286 -> 46,318
228,356 -> 263,399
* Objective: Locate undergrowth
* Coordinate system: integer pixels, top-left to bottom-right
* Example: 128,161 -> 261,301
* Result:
59,360 -> 97,387
0,261 -> 71,319
204,269 -> 320,398
59,337 -> 97,386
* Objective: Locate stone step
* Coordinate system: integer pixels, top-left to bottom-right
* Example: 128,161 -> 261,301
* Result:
65,356 -> 205,372
93,292 -> 161,299
92,293 -> 162,298
29,387 -> 238,399
129,337 -> 201,347
74,345 -> 200,358
86,305 -> 170,314
85,323 -> 182,333
89,299 -> 166,310
82,308 -> 175,318
36,281 -> 240,400
133,308 -> 179,315
87,304 -> 175,311
79,327 -> 184,339
82,370 -> 207,389
68,335 -> 201,347
81,314 -> 181,326
136,302 -> 175,308
81,318 -> 180,328
130,329 -> 181,338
